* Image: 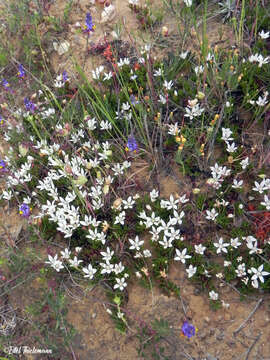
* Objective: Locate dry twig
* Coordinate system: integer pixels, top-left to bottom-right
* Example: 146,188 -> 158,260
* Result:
233,298 -> 263,335
245,333 -> 262,360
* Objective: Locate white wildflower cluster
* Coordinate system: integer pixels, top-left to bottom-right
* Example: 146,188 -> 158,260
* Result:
44,189 -> 191,289
24,121 -> 130,239
5,155 -> 34,187
194,65 -> 204,75
92,65 -> 105,80
2,41 -> 270,307
46,247 -> 98,280
54,72 -> 68,88
195,122 -> 270,291
140,44 -> 151,60
248,53 -> 270,67
220,127 -> 238,154
252,177 -> 270,194
138,192 -> 187,249
208,233 -> 270,290
117,58 -> 130,67
167,123 -> 180,136
137,192 -> 196,279
207,162 -> 231,189
115,101 -> 133,122
184,99 -> 204,120
249,91 -> 269,107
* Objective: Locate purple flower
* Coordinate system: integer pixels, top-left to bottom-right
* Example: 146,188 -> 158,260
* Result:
0,160 -> 6,171
125,136 -> 138,153
181,321 -> 196,338
62,70 -> 68,82
83,13 -> 95,34
130,94 -> 140,105
18,64 -> 26,79
2,79 -> 10,91
24,97 -> 36,113
19,203 -> 31,218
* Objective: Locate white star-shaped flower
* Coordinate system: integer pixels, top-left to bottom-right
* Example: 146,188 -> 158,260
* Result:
174,248 -> 191,264
221,128 -> 233,141
230,237 -> 241,249
82,264 -> 97,279
214,237 -> 229,254
45,254 -> 64,272
129,236 -> 144,251
186,264 -> 197,278
194,244 -> 206,255
250,264 -> 270,285
114,277 -> 127,291
261,195 -> 270,210
209,290 -> 218,300
68,256 -> 83,268
100,247 -> 114,263
205,208 -> 218,221
259,30 -> 270,39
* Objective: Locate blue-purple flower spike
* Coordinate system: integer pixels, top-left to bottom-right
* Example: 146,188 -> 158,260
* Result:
130,94 -> 140,105
181,321 -> 196,338
125,136 -> 138,153
62,70 -> 68,82
24,97 -> 36,113
84,13 -> 95,34
19,203 -> 31,218
18,64 -> 26,79
2,79 -> 10,91
0,160 -> 6,171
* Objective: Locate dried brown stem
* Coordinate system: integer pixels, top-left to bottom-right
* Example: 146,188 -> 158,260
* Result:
245,333 -> 262,360
233,298 -> 263,335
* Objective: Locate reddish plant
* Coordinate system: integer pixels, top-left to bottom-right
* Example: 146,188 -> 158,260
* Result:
248,204 -> 270,245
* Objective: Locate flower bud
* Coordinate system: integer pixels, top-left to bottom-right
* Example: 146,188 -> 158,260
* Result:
96,170 -> 101,179
85,162 -> 92,170
112,198 -> 122,209
74,175 -> 88,185
228,156 -> 234,163
19,144 -> 29,157
162,26 -> 168,36
197,91 -> 205,100
113,296 -> 121,305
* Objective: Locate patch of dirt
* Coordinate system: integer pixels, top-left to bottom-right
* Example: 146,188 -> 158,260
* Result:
66,286 -> 139,360
169,264 -> 270,360
0,207 -> 27,248
46,0 -> 235,82
65,266 -> 270,360
47,0 -> 153,81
